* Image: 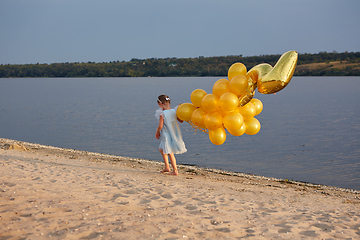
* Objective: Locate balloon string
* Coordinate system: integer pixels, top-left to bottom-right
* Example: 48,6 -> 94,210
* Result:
187,121 -> 208,134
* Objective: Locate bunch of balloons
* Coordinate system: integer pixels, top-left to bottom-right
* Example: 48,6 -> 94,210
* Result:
176,51 -> 298,145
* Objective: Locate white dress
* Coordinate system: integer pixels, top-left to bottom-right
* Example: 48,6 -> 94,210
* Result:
155,108 -> 187,155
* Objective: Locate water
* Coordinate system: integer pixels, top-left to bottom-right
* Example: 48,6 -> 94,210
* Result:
0,77 -> 359,190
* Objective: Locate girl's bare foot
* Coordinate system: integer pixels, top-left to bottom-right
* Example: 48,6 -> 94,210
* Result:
160,168 -> 171,173
168,171 -> 178,175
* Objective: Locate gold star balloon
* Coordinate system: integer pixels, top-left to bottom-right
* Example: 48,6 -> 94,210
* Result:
255,51 -> 298,94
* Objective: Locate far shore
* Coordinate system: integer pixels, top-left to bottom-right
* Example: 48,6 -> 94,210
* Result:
1,137 -> 359,239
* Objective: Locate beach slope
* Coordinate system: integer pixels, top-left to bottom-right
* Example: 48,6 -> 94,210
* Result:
0,138 -> 359,239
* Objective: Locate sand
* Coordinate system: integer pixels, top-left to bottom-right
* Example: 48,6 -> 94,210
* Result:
0,138 -> 359,239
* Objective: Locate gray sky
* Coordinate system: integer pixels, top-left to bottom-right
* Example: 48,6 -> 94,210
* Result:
1,0 -> 359,65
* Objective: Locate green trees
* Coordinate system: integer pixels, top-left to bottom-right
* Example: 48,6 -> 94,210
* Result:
1,51 -> 359,78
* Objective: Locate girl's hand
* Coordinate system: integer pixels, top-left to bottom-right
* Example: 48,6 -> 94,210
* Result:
156,115 -> 164,139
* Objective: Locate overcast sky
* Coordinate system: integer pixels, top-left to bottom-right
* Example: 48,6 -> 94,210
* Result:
1,0 -> 359,65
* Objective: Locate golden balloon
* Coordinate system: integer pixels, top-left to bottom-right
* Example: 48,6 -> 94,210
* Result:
238,78 -> 257,107
176,103 -> 196,122
178,50 -> 297,144
237,102 -> 256,119
244,118 -> 261,135
223,111 -> 244,132
247,63 -> 273,83
227,123 -> 246,136
191,108 -> 206,128
190,89 -> 207,108
228,62 -> 247,81
229,75 -> 248,96
209,127 -> 226,145
217,108 -> 230,117
219,92 -> 239,112
250,98 -> 263,115
204,112 -> 223,130
238,63 -> 272,106
212,79 -> 229,98
257,51 -> 298,94
201,94 -> 219,112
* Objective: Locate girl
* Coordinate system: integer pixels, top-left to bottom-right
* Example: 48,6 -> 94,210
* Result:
155,94 -> 187,175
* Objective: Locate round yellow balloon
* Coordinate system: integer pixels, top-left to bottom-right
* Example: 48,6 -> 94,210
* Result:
201,94 -> 219,112
176,103 -> 196,122
227,123 -> 246,136
244,118 -> 261,135
209,127 -> 226,145
191,108 -> 206,128
228,62 -> 247,81
190,89 -> 207,108
217,108 -> 228,117
204,112 -> 223,130
223,111 -> 244,132
237,102 -> 256,119
219,92 -> 239,112
229,75 -> 248,96
212,79 -> 229,98
250,98 -> 263,115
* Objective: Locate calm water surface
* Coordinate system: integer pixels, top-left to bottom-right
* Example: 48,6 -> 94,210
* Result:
0,77 -> 359,190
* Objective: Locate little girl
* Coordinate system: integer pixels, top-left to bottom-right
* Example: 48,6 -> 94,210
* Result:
155,94 -> 187,175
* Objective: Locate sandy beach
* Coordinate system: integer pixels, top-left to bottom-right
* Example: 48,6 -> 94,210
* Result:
0,138 -> 359,239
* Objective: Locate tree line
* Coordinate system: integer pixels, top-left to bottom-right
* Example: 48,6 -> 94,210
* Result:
1,51 -> 359,78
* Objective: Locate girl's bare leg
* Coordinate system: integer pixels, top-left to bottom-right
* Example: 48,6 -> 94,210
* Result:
159,148 -> 171,173
168,153 -> 179,175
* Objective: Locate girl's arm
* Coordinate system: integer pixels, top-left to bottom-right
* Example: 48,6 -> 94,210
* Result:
155,115 -> 164,139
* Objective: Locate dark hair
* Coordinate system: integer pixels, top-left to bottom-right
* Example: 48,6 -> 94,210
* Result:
157,94 -> 171,104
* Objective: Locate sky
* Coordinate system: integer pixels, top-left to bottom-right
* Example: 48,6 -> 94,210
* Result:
1,0 -> 359,65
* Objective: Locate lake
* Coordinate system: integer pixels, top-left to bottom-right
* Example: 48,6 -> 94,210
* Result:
0,77 -> 359,190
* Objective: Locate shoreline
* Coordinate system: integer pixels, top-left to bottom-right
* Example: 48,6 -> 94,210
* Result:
1,138 -> 358,194
1,137 -> 360,239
